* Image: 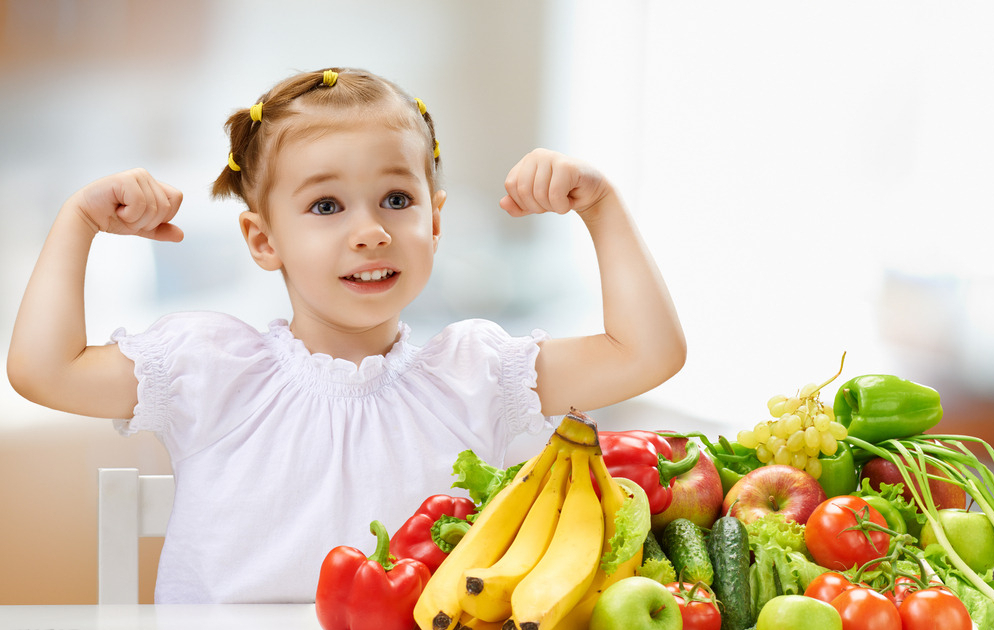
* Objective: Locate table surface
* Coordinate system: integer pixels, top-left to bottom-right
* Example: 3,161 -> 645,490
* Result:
0,604 -> 322,630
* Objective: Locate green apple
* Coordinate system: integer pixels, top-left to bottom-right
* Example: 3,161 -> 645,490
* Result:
590,576 -> 683,630
756,595 -> 842,630
920,508 -> 994,574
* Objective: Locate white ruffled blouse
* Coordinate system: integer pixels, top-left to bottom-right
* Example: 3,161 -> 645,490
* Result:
111,312 -> 549,604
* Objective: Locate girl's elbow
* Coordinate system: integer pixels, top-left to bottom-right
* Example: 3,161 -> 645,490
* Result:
7,353 -> 41,404
647,334 -> 687,388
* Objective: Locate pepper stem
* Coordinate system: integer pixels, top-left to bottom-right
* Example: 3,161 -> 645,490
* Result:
658,441 -> 700,485
367,520 -> 395,571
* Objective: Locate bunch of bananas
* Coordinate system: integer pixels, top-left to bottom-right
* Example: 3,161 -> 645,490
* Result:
414,410 -> 644,630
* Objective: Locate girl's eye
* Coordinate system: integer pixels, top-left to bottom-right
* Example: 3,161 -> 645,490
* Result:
383,193 -> 412,210
310,199 -> 341,215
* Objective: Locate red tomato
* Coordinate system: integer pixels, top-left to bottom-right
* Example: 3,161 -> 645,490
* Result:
830,587 -> 901,630
804,496 -> 890,571
805,571 -> 858,603
880,575 -> 918,607
664,582 -> 721,630
899,587 -> 972,630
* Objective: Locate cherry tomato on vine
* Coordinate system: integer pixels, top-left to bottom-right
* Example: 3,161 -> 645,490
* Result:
804,496 -> 890,571
899,587 -> 972,630
664,582 -> 721,630
880,575 -> 919,607
830,587 -> 901,630
805,571 -> 858,603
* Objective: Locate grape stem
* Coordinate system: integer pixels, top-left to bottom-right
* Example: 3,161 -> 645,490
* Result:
808,351 -> 847,397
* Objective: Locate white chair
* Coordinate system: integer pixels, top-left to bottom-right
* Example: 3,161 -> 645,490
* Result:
97,468 -> 175,604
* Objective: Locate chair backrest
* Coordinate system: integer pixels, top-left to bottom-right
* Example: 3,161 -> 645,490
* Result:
97,468 -> 175,604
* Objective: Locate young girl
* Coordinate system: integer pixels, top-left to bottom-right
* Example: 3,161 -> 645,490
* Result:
7,67 -> 685,603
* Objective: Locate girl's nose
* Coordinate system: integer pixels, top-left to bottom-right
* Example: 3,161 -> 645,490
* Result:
349,208 -> 391,250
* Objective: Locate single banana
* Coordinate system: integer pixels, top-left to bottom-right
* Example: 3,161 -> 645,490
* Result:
548,454 -> 643,630
459,450 -> 572,622
507,448 -> 604,630
415,440 -> 561,630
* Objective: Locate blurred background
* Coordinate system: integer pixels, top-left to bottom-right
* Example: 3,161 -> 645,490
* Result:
2,0 -> 992,604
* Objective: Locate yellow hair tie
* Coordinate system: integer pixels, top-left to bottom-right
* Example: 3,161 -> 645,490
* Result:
323,70 -> 338,87
228,152 -> 242,172
249,102 -> 263,122
415,98 -> 427,116
433,140 -> 440,160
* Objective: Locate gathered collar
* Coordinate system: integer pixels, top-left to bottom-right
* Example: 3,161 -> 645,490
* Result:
264,319 -> 418,396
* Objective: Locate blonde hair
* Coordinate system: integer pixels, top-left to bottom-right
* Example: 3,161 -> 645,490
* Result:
211,67 -> 441,220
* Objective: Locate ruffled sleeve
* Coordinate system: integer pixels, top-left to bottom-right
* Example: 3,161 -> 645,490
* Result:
495,324 -> 551,436
110,312 -> 283,460
417,319 -> 553,439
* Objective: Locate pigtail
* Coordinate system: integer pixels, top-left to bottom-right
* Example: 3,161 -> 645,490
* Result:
211,106 -> 259,201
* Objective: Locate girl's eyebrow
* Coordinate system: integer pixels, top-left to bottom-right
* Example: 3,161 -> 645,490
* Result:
293,165 -> 420,196
294,172 -> 340,195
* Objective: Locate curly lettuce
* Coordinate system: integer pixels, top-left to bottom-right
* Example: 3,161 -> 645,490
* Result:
745,512 -> 808,555
746,513 -> 826,616
450,450 -> 525,512
600,478 -> 652,574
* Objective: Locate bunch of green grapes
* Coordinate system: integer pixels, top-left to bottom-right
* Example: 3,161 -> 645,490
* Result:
736,356 -> 849,480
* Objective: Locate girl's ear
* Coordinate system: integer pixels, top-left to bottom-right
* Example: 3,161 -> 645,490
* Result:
239,211 -> 283,271
432,189 -> 446,251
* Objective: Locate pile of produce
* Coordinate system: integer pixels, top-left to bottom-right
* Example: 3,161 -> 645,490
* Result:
314,361 -> 994,630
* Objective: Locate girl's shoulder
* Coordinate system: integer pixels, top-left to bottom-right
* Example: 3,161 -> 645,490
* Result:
416,318 -> 549,365
143,310 -> 264,334
113,311 -> 277,362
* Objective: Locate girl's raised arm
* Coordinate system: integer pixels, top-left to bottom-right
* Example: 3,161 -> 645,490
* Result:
500,149 -> 686,416
7,169 -> 184,419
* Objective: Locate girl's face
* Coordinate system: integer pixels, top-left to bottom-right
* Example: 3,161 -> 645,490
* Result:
242,107 -> 444,352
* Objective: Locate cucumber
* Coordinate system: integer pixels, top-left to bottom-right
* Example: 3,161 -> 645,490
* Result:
639,530 -> 676,584
643,529 -> 666,562
658,518 -> 714,586
706,516 -> 754,630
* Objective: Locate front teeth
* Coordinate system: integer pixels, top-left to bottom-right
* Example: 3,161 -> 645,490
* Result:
349,269 -> 395,282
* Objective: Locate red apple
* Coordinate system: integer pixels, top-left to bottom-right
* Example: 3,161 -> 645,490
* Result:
650,435 -> 724,531
722,465 -> 827,525
860,456 -> 965,510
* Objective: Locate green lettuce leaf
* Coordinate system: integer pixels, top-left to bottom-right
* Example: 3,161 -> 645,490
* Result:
747,516 -> 827,616
745,512 -> 808,555
640,557 -> 677,585
600,478 -> 652,574
450,450 -> 524,511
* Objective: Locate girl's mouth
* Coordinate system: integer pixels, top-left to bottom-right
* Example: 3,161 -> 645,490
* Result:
340,268 -> 400,293
343,269 -> 396,283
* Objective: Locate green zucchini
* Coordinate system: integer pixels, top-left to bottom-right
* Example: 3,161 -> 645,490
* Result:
706,516 -> 754,630
658,518 -> 714,586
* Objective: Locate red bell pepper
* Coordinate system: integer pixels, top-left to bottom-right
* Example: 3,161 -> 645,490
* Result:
315,520 -> 431,630
597,430 -> 700,515
389,494 -> 476,573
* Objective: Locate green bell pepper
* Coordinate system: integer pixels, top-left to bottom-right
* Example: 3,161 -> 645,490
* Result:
833,374 -> 943,444
816,440 -> 858,498
709,437 -> 763,495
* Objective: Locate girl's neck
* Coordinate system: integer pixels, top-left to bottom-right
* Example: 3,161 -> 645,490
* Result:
288,316 -> 401,365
